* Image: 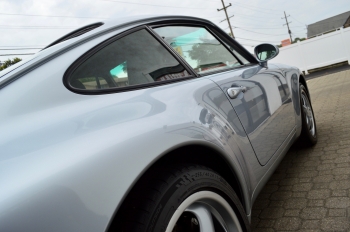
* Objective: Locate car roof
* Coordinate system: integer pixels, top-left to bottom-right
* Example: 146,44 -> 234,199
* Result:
43,15 -> 213,50
0,15 -> 212,85
48,15 -> 213,48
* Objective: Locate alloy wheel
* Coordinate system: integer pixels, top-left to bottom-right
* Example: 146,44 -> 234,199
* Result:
166,191 -> 243,232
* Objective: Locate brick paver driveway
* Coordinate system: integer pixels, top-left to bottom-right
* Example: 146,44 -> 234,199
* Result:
251,69 -> 350,231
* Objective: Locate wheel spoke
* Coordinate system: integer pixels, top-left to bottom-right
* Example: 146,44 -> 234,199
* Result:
306,116 -> 309,126
186,203 -> 215,232
302,105 -> 308,111
301,92 -> 316,137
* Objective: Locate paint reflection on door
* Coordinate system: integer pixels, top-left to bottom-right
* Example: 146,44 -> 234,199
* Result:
210,65 -> 295,165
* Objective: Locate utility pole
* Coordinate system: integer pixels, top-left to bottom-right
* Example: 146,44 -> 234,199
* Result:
282,11 -> 293,43
306,24 -> 308,38
217,0 -> 234,38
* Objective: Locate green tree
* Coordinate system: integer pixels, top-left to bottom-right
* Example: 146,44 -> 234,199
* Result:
292,37 -> 306,44
188,40 -> 233,68
0,57 -> 22,71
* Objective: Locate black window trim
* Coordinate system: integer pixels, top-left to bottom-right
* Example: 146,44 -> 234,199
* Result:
63,25 -> 197,95
149,20 -> 258,77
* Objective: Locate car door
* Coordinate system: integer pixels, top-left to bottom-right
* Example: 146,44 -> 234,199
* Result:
153,24 -> 295,165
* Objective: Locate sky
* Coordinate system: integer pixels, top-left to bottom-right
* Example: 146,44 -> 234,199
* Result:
0,0 -> 349,61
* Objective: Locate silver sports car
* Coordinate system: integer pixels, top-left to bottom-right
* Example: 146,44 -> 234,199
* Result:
0,15 -> 317,232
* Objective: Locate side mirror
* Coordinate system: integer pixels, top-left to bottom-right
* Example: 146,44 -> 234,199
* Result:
254,44 -> 279,67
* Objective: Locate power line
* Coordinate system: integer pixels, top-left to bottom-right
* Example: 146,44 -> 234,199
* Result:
0,45 -> 45,47
234,27 -> 288,36
228,12 -> 279,20
0,12 -> 107,19
101,0 -> 213,10
229,24 -> 304,30
224,16 -> 288,25
290,15 -> 306,25
0,27 -> 74,30
235,37 -> 280,43
228,1 -> 281,15
222,15 -> 274,22
233,28 -> 305,38
0,48 -> 42,50
0,53 -> 35,56
0,24 -> 77,27
0,25 -> 76,29
203,0 -> 278,14
230,1 -> 281,12
240,43 -> 257,47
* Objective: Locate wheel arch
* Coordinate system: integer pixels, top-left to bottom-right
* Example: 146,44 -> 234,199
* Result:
106,142 -> 251,231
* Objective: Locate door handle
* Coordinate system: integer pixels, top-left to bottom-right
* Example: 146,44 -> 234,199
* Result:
227,86 -> 247,99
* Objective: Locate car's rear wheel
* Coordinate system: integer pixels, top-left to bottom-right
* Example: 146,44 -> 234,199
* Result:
299,84 -> 317,146
118,165 -> 250,232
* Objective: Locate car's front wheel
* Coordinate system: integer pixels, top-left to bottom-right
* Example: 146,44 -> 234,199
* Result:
118,165 -> 250,232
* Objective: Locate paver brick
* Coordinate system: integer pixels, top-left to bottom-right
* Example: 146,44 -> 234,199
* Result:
257,220 -> 275,228
279,186 -> 292,191
260,208 -> 285,219
300,208 -> 327,219
307,200 -> 324,207
298,171 -> 318,178
269,201 -> 284,208
292,183 -> 313,191
279,178 -> 299,186
301,220 -> 320,229
329,180 -> 350,190
274,217 -> 301,231
328,208 -> 346,217
332,167 -> 350,175
312,175 -> 333,183
284,198 -> 307,209
325,197 -> 350,208
331,189 -> 347,197
307,189 -> 330,199
320,217 -> 349,231
292,192 -> 306,198
312,183 -> 330,189
284,209 -> 300,217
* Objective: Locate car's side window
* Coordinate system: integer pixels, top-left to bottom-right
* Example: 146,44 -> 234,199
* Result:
68,29 -> 191,90
153,26 -> 243,74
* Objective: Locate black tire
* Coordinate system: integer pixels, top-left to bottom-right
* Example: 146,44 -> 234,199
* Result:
114,164 -> 250,232
298,84 -> 317,146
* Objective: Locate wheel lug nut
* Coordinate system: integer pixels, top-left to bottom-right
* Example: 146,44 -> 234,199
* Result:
191,218 -> 199,225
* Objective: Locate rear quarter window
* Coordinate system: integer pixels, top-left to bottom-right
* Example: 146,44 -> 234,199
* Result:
67,28 -> 191,92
